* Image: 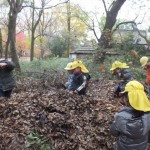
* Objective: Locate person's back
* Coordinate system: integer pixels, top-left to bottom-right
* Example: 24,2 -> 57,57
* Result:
110,80 -> 150,150
111,107 -> 150,150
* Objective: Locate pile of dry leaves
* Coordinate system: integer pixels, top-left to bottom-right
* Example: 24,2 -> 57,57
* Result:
0,77 -> 121,150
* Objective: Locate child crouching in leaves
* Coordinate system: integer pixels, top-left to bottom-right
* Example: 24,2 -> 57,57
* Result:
140,56 -> 150,96
64,60 -> 91,95
110,61 -> 134,98
64,62 -> 74,90
110,80 -> 150,150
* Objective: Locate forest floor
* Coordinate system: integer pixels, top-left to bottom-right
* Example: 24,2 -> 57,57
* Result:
0,77 -> 129,150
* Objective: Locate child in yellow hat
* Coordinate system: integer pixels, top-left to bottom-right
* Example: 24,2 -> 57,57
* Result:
64,60 -> 91,95
64,62 -> 74,89
140,56 -> 150,95
110,80 -> 150,150
110,61 -> 134,97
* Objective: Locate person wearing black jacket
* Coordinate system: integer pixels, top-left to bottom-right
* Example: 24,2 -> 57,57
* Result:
0,59 -> 16,98
64,60 -> 91,95
110,80 -> 150,150
110,61 -> 134,98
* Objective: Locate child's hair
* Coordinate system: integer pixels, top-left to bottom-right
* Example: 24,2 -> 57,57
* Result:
124,92 -> 128,98
131,109 -> 144,118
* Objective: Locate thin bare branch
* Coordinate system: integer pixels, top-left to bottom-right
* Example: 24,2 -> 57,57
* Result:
113,20 -> 150,46
112,21 -> 136,33
91,20 -> 99,41
22,0 -> 69,10
132,23 -> 150,46
101,0 -> 108,14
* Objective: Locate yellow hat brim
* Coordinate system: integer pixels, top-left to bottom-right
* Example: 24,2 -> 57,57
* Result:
110,61 -> 129,71
110,65 -> 129,71
64,67 -> 73,70
71,60 -> 89,73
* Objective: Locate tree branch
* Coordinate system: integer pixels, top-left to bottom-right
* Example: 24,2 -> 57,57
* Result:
112,21 -> 136,33
91,20 -> 99,42
22,0 -> 69,10
101,0 -> 108,14
113,21 -> 150,46
132,23 -> 150,46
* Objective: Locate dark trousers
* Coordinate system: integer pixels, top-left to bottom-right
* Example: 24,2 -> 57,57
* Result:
0,89 -> 12,98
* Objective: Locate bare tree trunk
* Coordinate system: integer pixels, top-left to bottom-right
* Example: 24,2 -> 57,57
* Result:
30,0 -> 35,61
30,0 -> 43,61
66,0 -> 71,57
9,12 -> 21,72
30,29 -> 35,61
0,29 -> 3,57
5,27 -> 11,59
39,36 -> 44,59
30,0 -> 69,60
98,0 -> 126,48
5,0 -> 24,72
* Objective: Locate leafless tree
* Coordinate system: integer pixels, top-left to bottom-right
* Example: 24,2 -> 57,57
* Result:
98,0 -> 126,48
0,29 -> 3,57
5,0 -> 24,72
27,0 -> 69,61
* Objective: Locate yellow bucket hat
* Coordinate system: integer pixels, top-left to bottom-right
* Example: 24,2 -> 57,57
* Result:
71,60 -> 89,73
124,80 -> 150,112
110,61 -> 129,71
140,56 -> 149,67
64,62 -> 73,70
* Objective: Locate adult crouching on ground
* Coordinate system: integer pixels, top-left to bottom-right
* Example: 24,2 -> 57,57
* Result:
0,58 -> 16,98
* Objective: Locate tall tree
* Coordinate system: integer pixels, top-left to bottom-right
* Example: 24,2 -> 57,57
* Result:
66,0 -> 71,57
0,29 -> 3,57
29,0 -> 69,61
5,0 -> 24,72
98,0 -> 126,48
50,3 -> 88,54
30,0 -> 43,61
37,10 -> 52,59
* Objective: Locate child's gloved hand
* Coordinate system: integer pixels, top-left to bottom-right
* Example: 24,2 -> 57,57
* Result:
66,89 -> 74,94
0,63 -> 7,68
73,90 -> 78,94
66,90 -> 78,94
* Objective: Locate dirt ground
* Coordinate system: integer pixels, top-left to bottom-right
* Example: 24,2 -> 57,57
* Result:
0,78 -> 135,150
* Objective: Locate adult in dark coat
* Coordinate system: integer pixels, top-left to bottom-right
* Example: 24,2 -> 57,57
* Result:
110,80 -> 150,150
0,59 -> 16,98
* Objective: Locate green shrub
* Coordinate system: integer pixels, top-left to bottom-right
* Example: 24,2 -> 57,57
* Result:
19,56 -> 146,81
130,67 -> 145,81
